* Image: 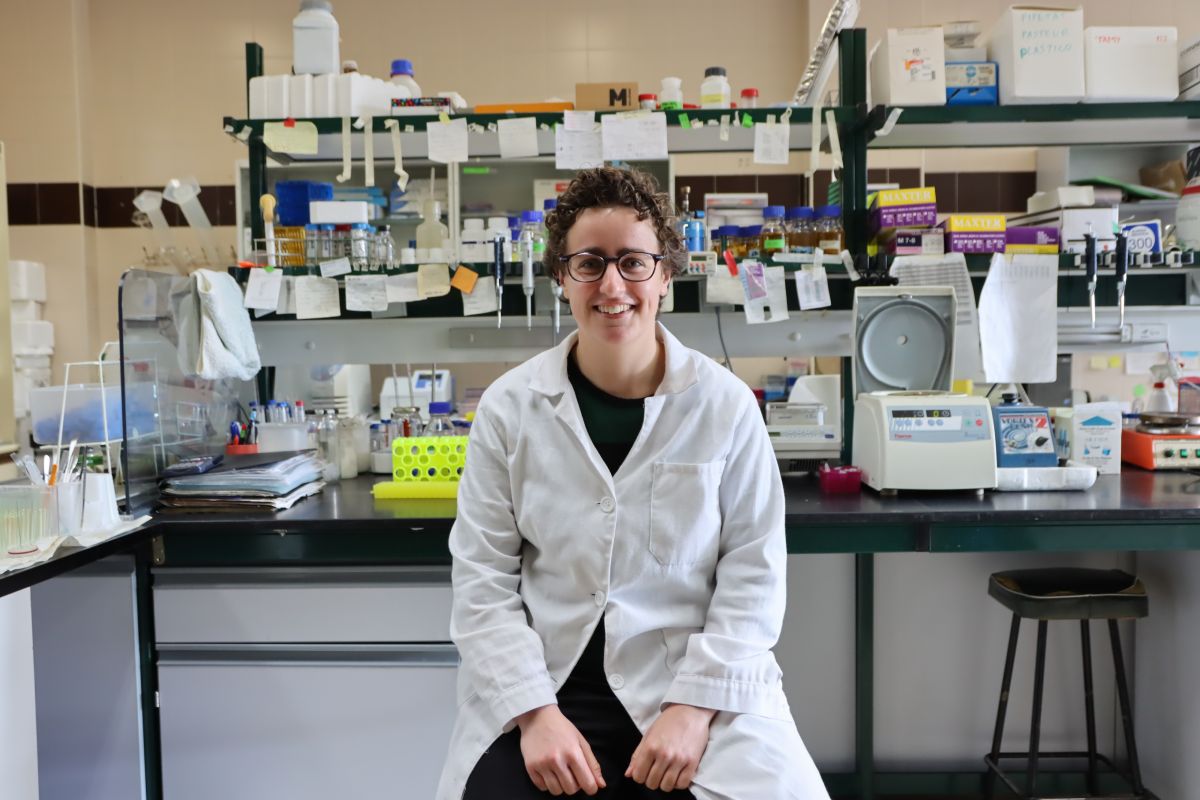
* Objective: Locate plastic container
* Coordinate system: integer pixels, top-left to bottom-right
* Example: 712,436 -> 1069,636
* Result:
12,320 -> 53,355
786,207 -> 816,254
317,410 -> 341,482
292,0 -> 340,76
31,382 -> 157,445
638,93 -> 658,110
814,206 -> 844,252
700,66 -> 732,109
416,200 -> 449,250
424,401 -> 455,436
461,217 -> 486,262
0,485 -> 56,555
486,217 -> 513,262
660,77 -> 684,110
257,422 -> 311,453
686,210 -> 707,253
338,417 -> 359,479
9,260 -> 47,302
759,205 -> 788,257
1178,182 -> 1200,251
389,59 -> 422,98
56,472 -> 120,536
275,180 -> 333,227
818,464 -> 862,495
739,88 -> 759,109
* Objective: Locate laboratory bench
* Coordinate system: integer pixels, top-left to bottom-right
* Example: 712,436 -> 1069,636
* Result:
8,470 -> 1200,800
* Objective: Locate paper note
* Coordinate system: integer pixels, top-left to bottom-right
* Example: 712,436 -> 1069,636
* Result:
753,119 -> 790,165
1088,355 -> 1109,371
344,274 -> 388,312
497,117 -> 540,159
294,276 -> 340,319
796,267 -> 832,310
462,283 -> 500,316
977,253 -> 1058,384
417,264 -> 451,298
891,253 -> 983,381
427,117 -> 469,164
706,269 -> 745,305
1124,351 -> 1162,376
386,272 -> 421,303
555,126 -> 604,170
601,112 -> 668,161
739,261 -> 769,301
563,110 -> 595,132
243,268 -> 283,311
279,276 -> 297,315
263,121 -> 318,155
319,257 -> 352,278
744,265 -> 790,324
450,265 -> 479,293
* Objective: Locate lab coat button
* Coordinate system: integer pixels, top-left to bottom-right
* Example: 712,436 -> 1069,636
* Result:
599,497 -> 615,513
608,673 -> 625,689
593,591 -> 606,606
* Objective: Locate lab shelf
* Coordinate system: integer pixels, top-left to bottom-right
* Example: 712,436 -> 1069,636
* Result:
864,101 -> 1200,148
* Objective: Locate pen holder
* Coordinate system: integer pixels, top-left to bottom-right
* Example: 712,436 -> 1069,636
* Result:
0,485 -> 57,555
55,473 -> 120,536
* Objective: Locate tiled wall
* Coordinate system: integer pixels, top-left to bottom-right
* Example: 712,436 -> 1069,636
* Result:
5,184 -> 239,229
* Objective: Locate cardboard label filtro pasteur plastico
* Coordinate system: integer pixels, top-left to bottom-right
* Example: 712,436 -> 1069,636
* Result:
575,83 -> 639,111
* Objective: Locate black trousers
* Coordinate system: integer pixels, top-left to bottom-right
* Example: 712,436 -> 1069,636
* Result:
463,621 -> 695,799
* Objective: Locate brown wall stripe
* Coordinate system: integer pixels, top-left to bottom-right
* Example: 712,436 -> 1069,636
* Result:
5,183 -> 237,228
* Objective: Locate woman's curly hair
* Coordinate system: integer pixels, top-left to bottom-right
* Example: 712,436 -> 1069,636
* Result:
543,167 -> 685,282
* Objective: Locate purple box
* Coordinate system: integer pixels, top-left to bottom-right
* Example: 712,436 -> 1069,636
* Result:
1005,226 -> 1061,250
871,204 -> 938,232
944,231 -> 1007,253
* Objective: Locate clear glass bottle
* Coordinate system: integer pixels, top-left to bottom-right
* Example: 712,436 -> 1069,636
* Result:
374,226 -> 395,271
815,205 -> 844,252
317,410 -> 341,482
424,401 -> 455,436
318,224 -> 335,260
742,225 -> 763,259
786,207 -> 815,254
304,224 -> 320,265
759,205 -> 787,259
349,223 -> 371,271
338,416 -> 359,479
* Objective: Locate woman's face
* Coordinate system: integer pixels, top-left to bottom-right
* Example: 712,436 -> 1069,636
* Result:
559,206 -> 671,350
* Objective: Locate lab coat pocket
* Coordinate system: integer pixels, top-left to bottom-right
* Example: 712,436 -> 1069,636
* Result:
648,461 -> 725,567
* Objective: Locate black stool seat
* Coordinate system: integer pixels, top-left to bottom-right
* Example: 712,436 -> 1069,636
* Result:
989,568 -> 1148,621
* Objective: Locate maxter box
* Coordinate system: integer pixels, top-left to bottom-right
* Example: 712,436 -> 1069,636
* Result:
869,188 -> 938,233
940,214 -> 1007,254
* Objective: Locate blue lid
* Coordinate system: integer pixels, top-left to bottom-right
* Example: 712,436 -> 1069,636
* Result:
787,206 -> 814,220
507,215 -> 519,227
741,225 -> 763,236
320,224 -> 336,231
390,59 -> 414,76
694,210 -> 705,218
543,199 -> 558,210
819,205 -> 841,217
763,205 -> 785,218
428,401 -> 452,415
305,223 -> 319,231
717,225 -> 740,236
521,210 -> 544,223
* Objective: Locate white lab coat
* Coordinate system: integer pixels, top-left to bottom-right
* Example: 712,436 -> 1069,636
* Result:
437,324 -> 830,800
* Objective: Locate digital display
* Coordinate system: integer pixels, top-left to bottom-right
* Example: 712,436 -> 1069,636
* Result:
891,409 -> 952,418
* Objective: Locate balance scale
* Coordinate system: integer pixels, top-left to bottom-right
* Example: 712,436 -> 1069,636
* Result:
850,287 -> 997,494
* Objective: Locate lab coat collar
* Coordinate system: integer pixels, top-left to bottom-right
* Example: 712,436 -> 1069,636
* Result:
529,323 -> 699,399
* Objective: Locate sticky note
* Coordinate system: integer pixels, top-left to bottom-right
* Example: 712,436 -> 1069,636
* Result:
386,272 -> 421,303
1109,355 -> 1123,369
427,117 -> 469,164
497,117 -> 540,159
601,112 -> 668,161
344,274 -> 388,312
678,113 -> 691,129
450,265 -> 479,294
263,121 -> 318,155
742,113 -> 754,128
319,257 -> 352,278
1089,355 -> 1109,371
563,110 -> 595,132
294,276 -> 340,319
555,126 -> 604,170
243,268 -> 283,311
417,264 -> 451,298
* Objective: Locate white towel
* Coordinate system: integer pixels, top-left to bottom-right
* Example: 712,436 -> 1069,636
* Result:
172,269 -> 262,381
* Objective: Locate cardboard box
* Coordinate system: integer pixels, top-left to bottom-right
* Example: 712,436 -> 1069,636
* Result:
869,187 -> 939,232
946,62 -> 999,105
1009,206 -> 1119,253
1084,27 -> 1178,102
870,27 -> 947,106
940,214 -> 1007,253
1052,402 -> 1121,474
1005,226 -> 1060,254
882,228 -> 945,255
987,6 -> 1085,104
575,83 -> 639,111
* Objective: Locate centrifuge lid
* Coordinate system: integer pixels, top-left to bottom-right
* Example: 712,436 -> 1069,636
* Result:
852,286 -> 957,397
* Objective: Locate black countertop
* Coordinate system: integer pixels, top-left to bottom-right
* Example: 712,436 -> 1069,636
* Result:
4,470 -> 1200,598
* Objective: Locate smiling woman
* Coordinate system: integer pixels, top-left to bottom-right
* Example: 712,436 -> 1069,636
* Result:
439,167 -> 831,800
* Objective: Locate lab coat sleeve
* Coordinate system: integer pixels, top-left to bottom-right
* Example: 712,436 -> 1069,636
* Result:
449,397 -> 558,730
661,394 -> 789,718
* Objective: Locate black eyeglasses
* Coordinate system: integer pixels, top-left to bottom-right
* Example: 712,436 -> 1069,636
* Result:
559,250 -> 665,283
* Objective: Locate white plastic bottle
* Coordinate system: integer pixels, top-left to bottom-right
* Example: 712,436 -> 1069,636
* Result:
292,0 -> 340,76
487,216 -> 512,262
461,218 -> 486,262
416,200 -> 449,251
700,66 -> 731,109
660,77 -> 683,110
389,59 -> 422,98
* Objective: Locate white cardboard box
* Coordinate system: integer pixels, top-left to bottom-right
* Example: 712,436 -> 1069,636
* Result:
1052,402 -> 1121,475
1085,27 -> 1178,102
987,6 -> 1085,104
309,200 -> 370,224
870,27 -> 947,106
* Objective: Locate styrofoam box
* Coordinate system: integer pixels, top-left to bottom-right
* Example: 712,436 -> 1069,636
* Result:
13,367 -> 52,418
11,320 -> 53,355
988,6 -> 1085,105
10,300 -> 43,322
334,73 -> 392,118
14,354 -> 51,370
313,74 -> 337,117
248,75 -> 290,119
289,73 -> 313,117
309,200 -> 369,224
9,260 -> 46,302
870,27 -> 947,106
1084,27 -> 1178,102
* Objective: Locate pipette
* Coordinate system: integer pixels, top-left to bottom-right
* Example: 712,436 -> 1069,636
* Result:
1114,230 -> 1129,327
522,230 -> 536,329
494,236 -> 505,328
552,280 -> 563,337
1083,224 -> 1098,328
260,194 -> 277,270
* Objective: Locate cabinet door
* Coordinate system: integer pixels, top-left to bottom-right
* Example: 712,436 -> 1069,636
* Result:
159,644 -> 458,800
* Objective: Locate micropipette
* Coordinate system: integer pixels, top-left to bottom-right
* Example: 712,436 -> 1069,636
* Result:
1083,224 -> 1098,328
1114,230 -> 1129,327
260,194 -> 277,270
552,280 -> 562,337
522,230 -> 535,329
494,237 -> 505,328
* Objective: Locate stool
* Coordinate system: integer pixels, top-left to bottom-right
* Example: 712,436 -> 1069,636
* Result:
983,568 -> 1151,800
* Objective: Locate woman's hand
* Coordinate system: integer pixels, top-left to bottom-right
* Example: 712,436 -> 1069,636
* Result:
625,703 -> 716,792
515,705 -> 606,796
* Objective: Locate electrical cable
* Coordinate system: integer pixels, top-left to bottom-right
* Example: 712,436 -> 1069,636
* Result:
714,306 -> 732,370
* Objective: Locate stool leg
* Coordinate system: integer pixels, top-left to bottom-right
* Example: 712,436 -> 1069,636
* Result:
1027,620 -> 1048,799
1081,621 -> 1099,795
985,613 -> 1022,800
1108,619 -> 1146,796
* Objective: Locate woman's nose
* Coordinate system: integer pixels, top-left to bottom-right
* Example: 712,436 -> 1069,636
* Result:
597,261 -> 626,294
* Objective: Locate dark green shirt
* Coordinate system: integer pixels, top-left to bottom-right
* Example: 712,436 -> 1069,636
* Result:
567,351 -> 646,475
